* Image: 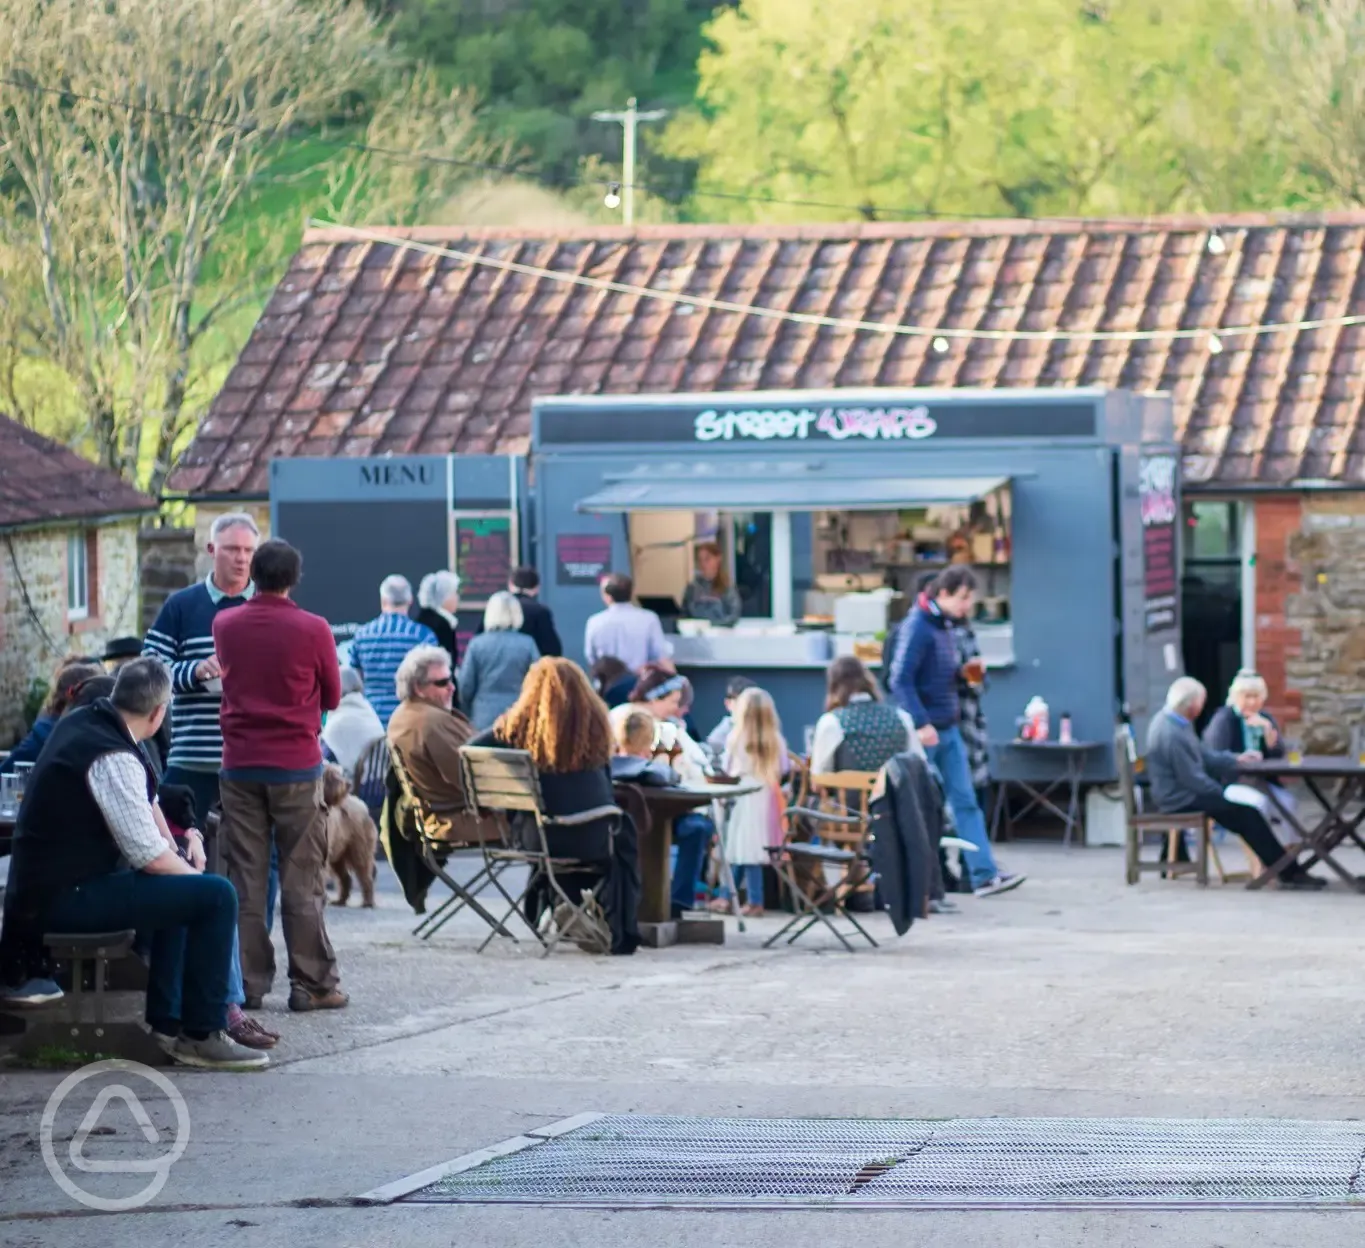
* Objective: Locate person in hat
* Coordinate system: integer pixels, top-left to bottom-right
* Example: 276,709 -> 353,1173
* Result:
102,636 -> 145,670
105,636 -> 170,773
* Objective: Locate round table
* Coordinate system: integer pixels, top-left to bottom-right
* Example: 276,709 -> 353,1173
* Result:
614,780 -> 763,948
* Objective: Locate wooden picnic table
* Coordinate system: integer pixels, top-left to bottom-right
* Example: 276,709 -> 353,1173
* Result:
1237,756 -> 1365,891
615,779 -> 763,949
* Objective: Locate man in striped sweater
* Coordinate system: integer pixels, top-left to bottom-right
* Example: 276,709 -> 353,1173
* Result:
144,513 -> 259,822
349,575 -> 438,727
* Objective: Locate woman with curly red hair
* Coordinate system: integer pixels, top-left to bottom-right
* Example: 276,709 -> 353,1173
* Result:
471,657 -> 640,954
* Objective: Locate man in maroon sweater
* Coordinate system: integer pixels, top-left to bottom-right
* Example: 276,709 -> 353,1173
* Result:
214,539 -> 345,1013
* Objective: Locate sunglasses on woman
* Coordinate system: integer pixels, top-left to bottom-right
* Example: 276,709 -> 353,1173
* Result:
423,675 -> 454,688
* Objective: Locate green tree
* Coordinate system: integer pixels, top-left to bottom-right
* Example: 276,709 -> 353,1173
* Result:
0,0 -> 495,491
379,0 -> 722,182
665,0 -> 1300,221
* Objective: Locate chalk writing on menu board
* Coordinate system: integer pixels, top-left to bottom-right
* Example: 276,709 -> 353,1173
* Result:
1138,454 -> 1178,633
454,514 -> 513,602
555,533 -> 613,586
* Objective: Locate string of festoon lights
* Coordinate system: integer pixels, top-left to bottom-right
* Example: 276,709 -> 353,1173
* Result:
311,221 -> 1365,357
1,71 -> 1351,355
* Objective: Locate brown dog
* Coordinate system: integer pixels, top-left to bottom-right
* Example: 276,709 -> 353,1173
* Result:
321,764 -> 378,907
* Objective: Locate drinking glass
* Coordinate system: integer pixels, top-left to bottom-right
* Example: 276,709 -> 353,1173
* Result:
12,761 -> 33,805
1285,739 -> 1304,766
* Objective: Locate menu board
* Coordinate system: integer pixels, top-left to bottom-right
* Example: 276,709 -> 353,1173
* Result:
1138,454 -> 1179,633
453,513 -> 513,603
555,533 -> 613,586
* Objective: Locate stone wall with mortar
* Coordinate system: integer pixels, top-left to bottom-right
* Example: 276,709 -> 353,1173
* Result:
0,521 -> 141,746
1283,492 -> 1365,753
139,527 -> 197,634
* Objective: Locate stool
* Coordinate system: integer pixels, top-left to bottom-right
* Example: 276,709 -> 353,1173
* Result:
17,930 -> 168,1065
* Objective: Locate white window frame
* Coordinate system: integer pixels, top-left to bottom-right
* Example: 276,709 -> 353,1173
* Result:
67,529 -> 90,621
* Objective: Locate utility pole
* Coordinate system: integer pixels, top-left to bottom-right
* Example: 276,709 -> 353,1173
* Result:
591,96 -> 667,226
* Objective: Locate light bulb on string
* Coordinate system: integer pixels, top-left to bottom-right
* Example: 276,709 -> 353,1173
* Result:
1206,229 -> 1226,256
603,182 -> 622,210
1208,333 -> 1224,354
932,336 -> 950,354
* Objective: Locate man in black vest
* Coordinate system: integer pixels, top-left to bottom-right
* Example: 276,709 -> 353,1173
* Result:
2,659 -> 267,1070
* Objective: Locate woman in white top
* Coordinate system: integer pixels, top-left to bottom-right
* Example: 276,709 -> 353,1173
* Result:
321,668 -> 386,775
626,664 -> 711,783
809,656 -> 925,775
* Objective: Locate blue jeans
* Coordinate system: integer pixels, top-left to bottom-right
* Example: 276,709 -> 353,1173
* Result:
722,863 -> 765,908
46,870 -> 237,1035
926,725 -> 1000,888
671,813 -> 713,913
266,841 -> 280,933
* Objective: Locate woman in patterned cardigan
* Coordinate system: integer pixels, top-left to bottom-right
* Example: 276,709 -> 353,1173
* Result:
950,613 -> 991,815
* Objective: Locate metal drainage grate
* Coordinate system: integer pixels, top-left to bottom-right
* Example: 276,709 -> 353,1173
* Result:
371,1114 -> 1365,1210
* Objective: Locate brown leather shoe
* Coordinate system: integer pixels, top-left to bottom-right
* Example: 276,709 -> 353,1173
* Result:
226,1010 -> 279,1049
288,985 -> 349,1012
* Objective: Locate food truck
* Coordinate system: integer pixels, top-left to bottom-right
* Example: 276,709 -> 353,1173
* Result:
268,385 -> 1182,781
530,386 -> 1182,779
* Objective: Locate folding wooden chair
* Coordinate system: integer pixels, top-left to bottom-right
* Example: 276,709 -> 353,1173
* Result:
352,735 -> 391,824
764,770 -> 880,951
389,745 -> 521,946
1116,725 -> 1213,886
808,771 -> 880,907
459,746 -> 623,956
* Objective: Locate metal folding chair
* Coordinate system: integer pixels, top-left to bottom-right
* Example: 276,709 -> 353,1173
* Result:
459,746 -> 622,956
389,746 -> 521,946
352,735 -> 391,824
765,772 -> 880,951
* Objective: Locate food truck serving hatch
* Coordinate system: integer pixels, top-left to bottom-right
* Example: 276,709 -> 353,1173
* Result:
575,467 -> 1012,512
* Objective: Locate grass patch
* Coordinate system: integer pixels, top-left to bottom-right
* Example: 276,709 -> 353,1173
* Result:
11,1045 -> 114,1069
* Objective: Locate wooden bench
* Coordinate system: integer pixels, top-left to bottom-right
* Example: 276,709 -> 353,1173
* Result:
10,931 -> 167,1065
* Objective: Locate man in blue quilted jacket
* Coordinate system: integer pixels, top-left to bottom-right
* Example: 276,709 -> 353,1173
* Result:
889,567 -> 1025,897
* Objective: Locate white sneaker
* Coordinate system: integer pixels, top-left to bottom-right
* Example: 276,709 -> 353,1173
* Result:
170,1031 -> 270,1071
0,977 -> 64,1007
974,873 -> 1027,897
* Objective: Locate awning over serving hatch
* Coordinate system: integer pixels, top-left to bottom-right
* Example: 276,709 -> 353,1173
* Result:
576,472 -> 1010,513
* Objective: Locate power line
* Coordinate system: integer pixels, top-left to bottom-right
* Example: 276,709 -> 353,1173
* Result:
0,70 -> 1170,227
311,220 -> 1365,350
2,72 -> 1352,349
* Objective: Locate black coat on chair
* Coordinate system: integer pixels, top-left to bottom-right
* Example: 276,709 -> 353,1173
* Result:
867,753 -> 943,935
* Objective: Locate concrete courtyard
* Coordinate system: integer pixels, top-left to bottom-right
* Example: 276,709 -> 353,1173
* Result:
4,840 -> 1365,1246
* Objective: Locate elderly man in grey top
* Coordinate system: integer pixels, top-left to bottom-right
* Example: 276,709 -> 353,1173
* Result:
584,572 -> 672,673
1146,676 -> 1322,889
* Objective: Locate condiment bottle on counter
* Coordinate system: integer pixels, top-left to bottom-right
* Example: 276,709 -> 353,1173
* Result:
1059,712 -> 1073,745
1024,696 -> 1049,742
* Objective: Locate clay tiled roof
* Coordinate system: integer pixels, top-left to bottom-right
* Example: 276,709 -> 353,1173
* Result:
169,215 -> 1365,496
0,415 -> 156,530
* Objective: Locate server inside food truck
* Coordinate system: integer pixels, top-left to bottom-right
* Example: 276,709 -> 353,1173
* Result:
632,484 -> 1012,672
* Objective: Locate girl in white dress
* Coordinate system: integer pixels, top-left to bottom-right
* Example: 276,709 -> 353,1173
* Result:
715,687 -> 789,916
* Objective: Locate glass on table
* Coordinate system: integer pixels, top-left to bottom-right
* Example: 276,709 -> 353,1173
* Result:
1284,739 -> 1304,766
11,760 -> 33,804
